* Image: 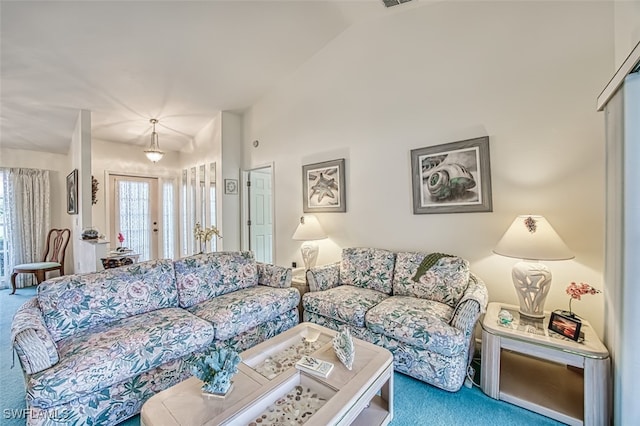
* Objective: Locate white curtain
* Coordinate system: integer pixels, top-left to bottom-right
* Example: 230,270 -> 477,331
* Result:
2,168 -> 50,289
119,180 -> 150,261
162,180 -> 175,259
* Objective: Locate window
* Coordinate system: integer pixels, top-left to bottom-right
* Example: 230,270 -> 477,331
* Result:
162,180 -> 175,259
181,162 -> 217,255
117,179 -> 152,260
181,169 -> 188,257
0,171 -> 7,284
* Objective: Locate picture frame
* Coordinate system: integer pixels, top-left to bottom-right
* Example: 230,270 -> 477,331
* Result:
66,169 -> 78,215
411,136 -> 492,214
548,310 -> 582,341
224,178 -> 238,195
302,158 -> 346,213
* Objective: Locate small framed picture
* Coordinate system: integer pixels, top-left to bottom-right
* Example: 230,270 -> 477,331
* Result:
548,310 -> 582,341
302,158 -> 346,213
66,169 -> 78,215
224,179 -> 238,195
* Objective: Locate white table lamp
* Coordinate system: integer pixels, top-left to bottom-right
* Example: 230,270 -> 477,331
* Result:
493,215 -> 574,318
292,215 -> 327,270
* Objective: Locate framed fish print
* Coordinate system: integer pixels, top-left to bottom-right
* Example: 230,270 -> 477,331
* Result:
411,137 -> 492,214
302,158 -> 346,213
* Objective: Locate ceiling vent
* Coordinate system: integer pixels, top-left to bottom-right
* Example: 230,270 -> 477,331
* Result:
383,0 -> 413,7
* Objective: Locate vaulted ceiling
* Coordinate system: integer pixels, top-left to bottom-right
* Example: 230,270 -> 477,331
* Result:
1,1 -> 390,154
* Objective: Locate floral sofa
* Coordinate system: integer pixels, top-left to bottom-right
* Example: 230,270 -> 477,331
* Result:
11,251 -> 297,426
303,248 -> 488,392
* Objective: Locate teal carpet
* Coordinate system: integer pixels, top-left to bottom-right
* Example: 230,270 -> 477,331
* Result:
1,287 -> 562,425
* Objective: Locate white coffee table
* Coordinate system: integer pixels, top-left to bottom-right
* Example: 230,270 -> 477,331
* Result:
141,322 -> 394,426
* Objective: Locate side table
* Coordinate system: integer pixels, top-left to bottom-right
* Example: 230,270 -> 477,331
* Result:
480,302 -> 610,426
291,271 -> 309,320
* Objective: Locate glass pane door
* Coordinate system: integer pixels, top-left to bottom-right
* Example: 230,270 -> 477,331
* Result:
110,175 -> 159,261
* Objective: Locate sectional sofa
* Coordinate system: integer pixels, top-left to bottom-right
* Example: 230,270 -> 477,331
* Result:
303,248 -> 488,392
10,251 -> 297,426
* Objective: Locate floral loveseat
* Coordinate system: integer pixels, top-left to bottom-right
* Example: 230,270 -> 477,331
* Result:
11,251 -> 297,426
303,248 -> 488,392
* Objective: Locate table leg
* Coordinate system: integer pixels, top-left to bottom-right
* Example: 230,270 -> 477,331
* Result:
584,357 -> 610,426
481,331 -> 501,399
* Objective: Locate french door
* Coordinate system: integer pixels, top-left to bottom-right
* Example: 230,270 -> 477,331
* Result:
110,175 -> 159,261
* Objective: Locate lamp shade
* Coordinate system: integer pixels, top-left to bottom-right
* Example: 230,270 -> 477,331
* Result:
292,215 -> 327,241
493,215 -> 574,261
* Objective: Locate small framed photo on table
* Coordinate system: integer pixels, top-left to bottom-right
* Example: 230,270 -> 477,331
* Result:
548,310 -> 582,341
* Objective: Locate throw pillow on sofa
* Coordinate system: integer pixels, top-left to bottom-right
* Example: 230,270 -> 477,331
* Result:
340,248 -> 396,295
393,252 -> 470,307
174,251 -> 258,308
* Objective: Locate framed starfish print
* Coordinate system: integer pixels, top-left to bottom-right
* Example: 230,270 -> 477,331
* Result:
302,158 -> 346,213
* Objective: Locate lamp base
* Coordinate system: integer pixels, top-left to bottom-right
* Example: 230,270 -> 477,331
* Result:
300,241 -> 319,270
512,261 -> 552,319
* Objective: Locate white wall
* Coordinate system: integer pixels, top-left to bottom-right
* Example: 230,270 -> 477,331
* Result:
614,0 -> 640,68
608,2 -> 640,423
243,1 -> 614,336
221,111 -> 243,251
0,147 -> 72,274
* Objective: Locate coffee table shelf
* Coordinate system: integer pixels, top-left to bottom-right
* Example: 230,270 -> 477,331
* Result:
141,322 -> 393,426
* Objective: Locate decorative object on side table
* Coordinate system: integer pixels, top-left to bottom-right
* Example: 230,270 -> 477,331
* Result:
194,222 -> 221,254
292,215 -> 327,270
333,327 -> 355,370
191,347 -> 241,397
548,310 -> 582,341
565,281 -> 601,316
548,282 -> 601,341
493,215 -> 574,318
81,227 -> 99,240
497,309 -> 514,325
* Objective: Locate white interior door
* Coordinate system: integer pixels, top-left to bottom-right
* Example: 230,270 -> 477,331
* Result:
110,175 -> 159,261
248,167 -> 273,263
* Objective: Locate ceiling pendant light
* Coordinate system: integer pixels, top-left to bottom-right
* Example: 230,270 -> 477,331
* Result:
144,118 -> 165,163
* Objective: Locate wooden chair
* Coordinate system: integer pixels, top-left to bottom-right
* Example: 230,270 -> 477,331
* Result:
10,228 -> 71,295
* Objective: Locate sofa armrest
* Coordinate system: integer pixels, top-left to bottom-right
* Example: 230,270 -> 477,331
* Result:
257,262 -> 293,288
450,273 -> 489,337
306,262 -> 341,292
11,298 -> 59,375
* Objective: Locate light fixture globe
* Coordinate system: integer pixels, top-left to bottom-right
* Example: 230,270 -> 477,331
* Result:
144,118 -> 165,163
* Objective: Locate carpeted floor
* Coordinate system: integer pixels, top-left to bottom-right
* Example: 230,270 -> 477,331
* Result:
1,287 -> 562,425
